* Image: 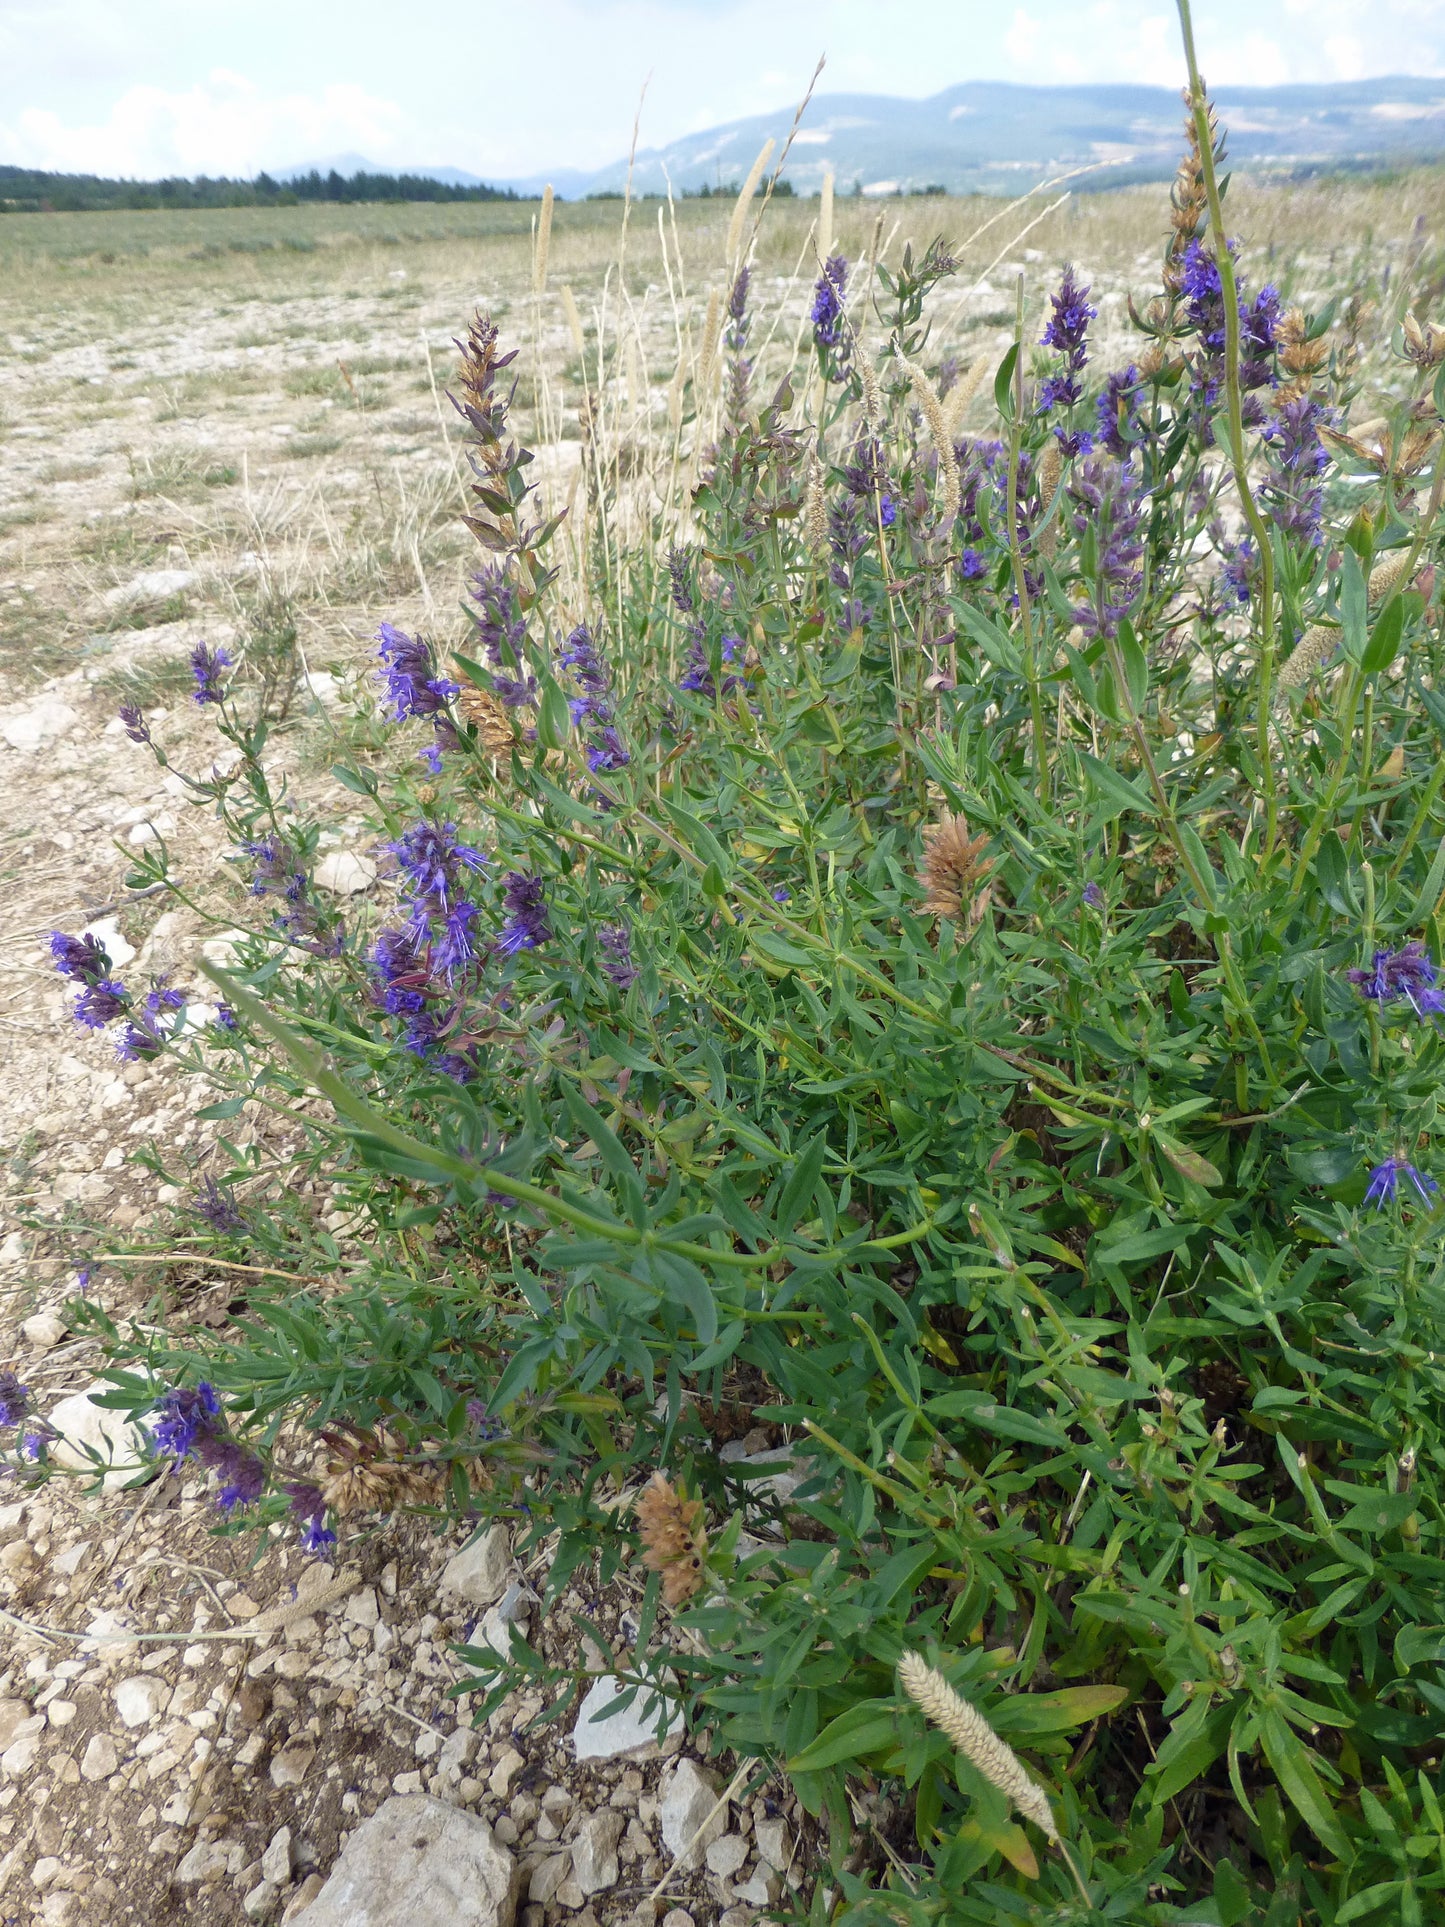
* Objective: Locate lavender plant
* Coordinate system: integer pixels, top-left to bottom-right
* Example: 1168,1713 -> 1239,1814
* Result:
34,52 -> 1445,1927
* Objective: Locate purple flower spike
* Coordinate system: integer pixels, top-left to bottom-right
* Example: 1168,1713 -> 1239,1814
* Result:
559,624 -> 629,777
1037,265 -> 1096,417
0,1372 -> 30,1429
810,254 -> 850,357
208,1439 -> 266,1511
118,704 -> 151,745
497,873 -> 550,955
1365,1157 -> 1438,1209
74,979 -> 129,1030
1349,943 -> 1445,1018
285,1482 -> 336,1556
51,931 -> 112,985
599,923 -> 638,990
151,1382 -> 221,1461
376,623 -> 459,723
195,1176 -> 244,1234
190,643 -> 233,706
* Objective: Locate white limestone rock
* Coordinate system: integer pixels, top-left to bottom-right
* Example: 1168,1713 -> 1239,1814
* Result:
286,1794 -> 520,1927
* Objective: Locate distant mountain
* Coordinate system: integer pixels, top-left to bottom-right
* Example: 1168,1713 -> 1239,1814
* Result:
517,75 -> 1445,199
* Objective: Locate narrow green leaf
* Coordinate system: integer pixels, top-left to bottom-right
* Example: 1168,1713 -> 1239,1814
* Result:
1078,752 -> 1157,820
786,1701 -> 900,1773
1258,1708 -> 1349,1858
993,343 -> 1019,421
1361,594 -> 1405,676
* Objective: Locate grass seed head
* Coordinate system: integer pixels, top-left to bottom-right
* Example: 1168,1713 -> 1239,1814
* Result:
898,1652 -> 1058,1841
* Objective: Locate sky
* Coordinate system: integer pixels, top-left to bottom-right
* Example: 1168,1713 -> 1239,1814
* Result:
0,0 -> 1442,183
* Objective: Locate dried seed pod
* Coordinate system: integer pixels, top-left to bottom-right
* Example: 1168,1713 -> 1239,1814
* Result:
920,812 -> 993,925
637,1473 -> 708,1607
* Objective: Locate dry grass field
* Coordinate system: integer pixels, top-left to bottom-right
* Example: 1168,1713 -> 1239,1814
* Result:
0,162 -> 1442,1924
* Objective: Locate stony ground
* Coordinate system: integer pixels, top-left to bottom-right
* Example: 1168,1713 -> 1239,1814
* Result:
1,171 -> 1441,1924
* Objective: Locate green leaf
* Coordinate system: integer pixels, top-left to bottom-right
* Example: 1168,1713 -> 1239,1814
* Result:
1361,595 -> 1406,677
993,344 -> 1019,421
1341,548 -> 1368,662
786,1700 -> 900,1773
1157,1136 -> 1224,1188
1394,1624 -> 1445,1671
1258,1708 -> 1349,1859
330,762 -> 378,797
1078,752 -> 1157,820
535,680 -> 570,751
644,1249 -> 719,1344
1213,1857 -> 1252,1927
990,1685 -> 1128,1736
955,599 -> 1023,676
925,1390 -> 1070,1448
1177,824 -> 1220,908
195,1096 -> 247,1121
660,799 -> 732,878
775,1135 -> 827,1237
750,928 -> 814,970
1118,619 -> 1148,712
1336,1883 -> 1406,1925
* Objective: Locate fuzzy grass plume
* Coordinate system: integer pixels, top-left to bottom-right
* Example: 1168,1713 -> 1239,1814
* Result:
895,342 -> 961,530
898,1652 -> 1058,1842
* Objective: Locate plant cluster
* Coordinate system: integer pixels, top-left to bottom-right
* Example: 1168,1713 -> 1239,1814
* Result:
29,38 -> 1445,1927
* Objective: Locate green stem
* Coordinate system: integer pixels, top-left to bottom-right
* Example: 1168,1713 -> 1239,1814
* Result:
1174,0 -> 1279,852
1004,277 -> 1049,802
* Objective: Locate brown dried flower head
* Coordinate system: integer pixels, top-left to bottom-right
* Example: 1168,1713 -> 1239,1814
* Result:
1163,88 -> 1216,291
1402,313 -> 1445,370
1276,309 -> 1330,380
637,1473 -> 708,1607
320,1429 -> 444,1517
454,676 -> 520,755
920,813 -> 993,925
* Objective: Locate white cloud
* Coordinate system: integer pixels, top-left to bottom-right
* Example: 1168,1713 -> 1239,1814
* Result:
1236,35 -> 1290,85
0,70 -> 405,177
1004,8 -> 1043,69
1323,34 -> 1367,79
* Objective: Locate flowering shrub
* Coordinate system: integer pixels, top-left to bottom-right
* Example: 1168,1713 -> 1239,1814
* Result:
33,66 -> 1445,1927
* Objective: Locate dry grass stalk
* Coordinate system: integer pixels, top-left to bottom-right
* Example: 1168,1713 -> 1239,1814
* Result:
920,812 -> 993,923
1369,550 -> 1419,601
803,448 -> 828,556
532,185 -> 554,295
726,140 -> 774,276
637,1472 -> 708,1605
898,1653 -> 1058,1841
858,349 -> 883,428
942,349 -> 994,441
1036,440 -> 1064,558
818,167 -> 835,264
1275,620 -> 1340,692
895,344 -> 960,529
561,285 -> 587,362
698,286 -> 723,394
